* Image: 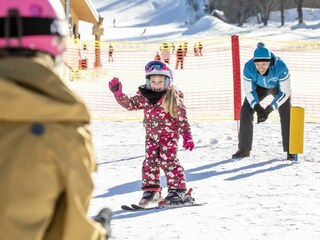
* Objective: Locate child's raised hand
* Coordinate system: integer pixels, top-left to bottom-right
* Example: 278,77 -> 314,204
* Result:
183,133 -> 195,151
109,77 -> 123,97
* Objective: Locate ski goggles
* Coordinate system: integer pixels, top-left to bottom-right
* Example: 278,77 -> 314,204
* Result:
145,61 -> 169,72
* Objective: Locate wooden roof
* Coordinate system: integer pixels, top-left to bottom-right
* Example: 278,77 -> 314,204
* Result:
71,0 -> 99,24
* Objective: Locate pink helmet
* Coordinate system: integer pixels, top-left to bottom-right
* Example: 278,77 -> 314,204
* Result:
0,0 -> 68,57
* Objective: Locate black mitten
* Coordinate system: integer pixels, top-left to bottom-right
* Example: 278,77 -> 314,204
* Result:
265,105 -> 274,115
254,104 -> 266,124
262,105 -> 274,122
254,104 -> 274,124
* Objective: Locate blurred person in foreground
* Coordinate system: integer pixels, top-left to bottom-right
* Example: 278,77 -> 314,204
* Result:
232,42 -> 294,160
0,0 -> 111,239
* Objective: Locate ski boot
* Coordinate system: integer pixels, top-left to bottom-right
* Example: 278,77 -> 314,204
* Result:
158,188 -> 195,206
232,149 -> 250,159
139,189 -> 162,207
287,153 -> 297,161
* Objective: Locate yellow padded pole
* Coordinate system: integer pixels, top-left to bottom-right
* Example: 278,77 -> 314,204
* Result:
289,106 -> 305,154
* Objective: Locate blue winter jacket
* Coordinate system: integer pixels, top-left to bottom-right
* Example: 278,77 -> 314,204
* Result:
243,53 -> 291,110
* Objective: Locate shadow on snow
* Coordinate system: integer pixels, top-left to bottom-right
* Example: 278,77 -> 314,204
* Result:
94,158 -> 295,199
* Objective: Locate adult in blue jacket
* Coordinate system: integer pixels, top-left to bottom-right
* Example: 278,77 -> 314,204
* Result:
232,42 -> 294,160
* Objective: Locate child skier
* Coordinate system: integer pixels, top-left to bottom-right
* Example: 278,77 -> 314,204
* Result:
109,60 -> 195,207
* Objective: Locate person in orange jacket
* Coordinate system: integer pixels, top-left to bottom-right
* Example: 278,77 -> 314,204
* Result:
175,45 -> 185,69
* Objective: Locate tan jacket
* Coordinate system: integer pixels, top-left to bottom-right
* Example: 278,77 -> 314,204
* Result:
0,57 -> 106,240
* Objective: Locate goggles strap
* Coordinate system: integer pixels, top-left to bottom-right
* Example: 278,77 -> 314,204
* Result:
4,10 -> 23,47
0,17 -> 63,38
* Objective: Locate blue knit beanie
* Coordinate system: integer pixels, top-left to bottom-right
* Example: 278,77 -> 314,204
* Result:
253,42 -> 271,62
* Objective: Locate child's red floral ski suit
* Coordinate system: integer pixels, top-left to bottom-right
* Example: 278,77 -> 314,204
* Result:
115,87 -> 192,192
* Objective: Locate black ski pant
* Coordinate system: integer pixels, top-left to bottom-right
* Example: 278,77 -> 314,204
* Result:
238,86 -> 291,152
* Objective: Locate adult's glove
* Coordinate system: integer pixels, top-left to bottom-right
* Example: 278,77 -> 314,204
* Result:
183,133 -> 195,151
254,104 -> 266,124
263,105 -> 274,121
108,77 -> 122,97
254,104 -> 273,124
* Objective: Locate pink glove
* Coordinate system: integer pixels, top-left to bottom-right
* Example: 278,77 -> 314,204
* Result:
108,77 -> 123,97
183,133 -> 195,151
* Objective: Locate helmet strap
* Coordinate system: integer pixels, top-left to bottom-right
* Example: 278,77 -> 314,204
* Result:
146,78 -> 150,89
165,77 -> 171,89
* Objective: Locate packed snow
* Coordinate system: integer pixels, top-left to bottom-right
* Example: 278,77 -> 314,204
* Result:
76,1 -> 320,239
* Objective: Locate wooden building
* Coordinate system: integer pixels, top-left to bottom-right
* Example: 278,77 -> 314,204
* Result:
60,0 -> 100,39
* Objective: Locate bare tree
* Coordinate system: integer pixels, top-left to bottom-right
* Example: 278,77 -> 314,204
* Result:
207,0 -> 216,15
295,0 -> 304,24
226,0 -> 252,26
236,0 -> 247,26
206,0 -> 316,26
256,0 -> 275,26
206,0 -> 257,26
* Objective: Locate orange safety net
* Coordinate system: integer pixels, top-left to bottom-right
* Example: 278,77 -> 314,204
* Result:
63,37 -> 320,122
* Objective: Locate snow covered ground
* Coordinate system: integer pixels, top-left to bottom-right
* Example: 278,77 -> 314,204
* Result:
89,120 -> 320,240
77,1 -> 320,239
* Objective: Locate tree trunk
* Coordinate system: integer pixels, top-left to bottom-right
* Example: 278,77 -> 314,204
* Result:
258,0 -> 274,26
280,0 -> 285,26
295,0 -> 304,24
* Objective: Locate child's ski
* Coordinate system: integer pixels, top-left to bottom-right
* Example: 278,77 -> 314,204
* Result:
120,204 -> 159,211
121,205 -> 137,211
121,188 -> 207,211
131,204 -> 160,210
121,202 -> 207,211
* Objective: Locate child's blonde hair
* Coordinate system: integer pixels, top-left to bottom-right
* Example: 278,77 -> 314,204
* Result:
162,85 -> 183,118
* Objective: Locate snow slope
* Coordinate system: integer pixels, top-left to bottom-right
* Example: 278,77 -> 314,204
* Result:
79,1 -> 320,42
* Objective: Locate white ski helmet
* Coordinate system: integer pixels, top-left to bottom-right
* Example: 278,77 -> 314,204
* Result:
145,60 -> 173,89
